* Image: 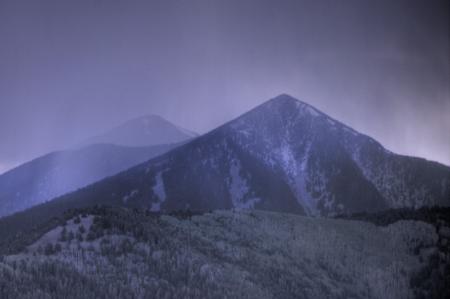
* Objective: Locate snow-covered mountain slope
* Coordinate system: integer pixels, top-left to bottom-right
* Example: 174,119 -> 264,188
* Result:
221,94 -> 450,214
0,143 -> 178,218
17,94 -> 447,218
109,94 -> 448,215
83,114 -> 197,147
0,208 -> 442,299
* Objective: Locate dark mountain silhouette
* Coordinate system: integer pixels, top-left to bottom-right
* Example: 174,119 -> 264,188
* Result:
3,94 -> 448,223
110,94 -> 447,216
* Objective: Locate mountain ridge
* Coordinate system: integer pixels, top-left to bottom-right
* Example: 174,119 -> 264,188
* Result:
0,113 -> 197,217
1,94 -> 448,222
29,94 -> 450,216
0,143 -> 182,217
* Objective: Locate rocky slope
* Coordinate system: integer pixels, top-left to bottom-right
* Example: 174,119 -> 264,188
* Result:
54,94 -> 447,216
2,94 -> 448,221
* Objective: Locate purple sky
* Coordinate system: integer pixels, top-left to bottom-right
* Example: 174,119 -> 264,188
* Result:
0,0 -> 449,173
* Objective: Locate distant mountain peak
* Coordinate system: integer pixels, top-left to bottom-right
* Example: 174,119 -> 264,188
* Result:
129,114 -> 171,127
83,114 -> 196,147
6,94 -> 448,220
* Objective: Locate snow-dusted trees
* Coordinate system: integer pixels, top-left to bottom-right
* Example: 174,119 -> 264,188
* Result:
0,206 -> 448,298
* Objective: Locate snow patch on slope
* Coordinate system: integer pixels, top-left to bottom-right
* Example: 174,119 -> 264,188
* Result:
305,106 -> 320,117
123,189 -> 138,203
228,107 -> 319,214
228,159 -> 260,209
150,172 -> 167,212
276,141 -> 317,215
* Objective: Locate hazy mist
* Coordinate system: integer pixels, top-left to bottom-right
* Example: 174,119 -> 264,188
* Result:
0,0 -> 448,173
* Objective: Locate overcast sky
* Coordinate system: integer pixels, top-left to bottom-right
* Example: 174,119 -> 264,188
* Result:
0,0 -> 449,173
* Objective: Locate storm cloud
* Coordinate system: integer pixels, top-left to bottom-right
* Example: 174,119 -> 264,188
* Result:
0,0 -> 448,173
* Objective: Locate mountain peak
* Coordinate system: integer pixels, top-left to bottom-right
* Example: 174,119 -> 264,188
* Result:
83,114 -> 196,147
271,93 -> 300,103
6,94 -> 448,222
265,94 -> 305,108
130,114 -> 167,125
261,94 -> 321,117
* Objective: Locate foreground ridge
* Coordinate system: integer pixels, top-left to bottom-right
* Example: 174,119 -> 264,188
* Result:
2,206 -> 448,299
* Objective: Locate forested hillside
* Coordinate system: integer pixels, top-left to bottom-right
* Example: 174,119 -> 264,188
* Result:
1,207 -> 449,299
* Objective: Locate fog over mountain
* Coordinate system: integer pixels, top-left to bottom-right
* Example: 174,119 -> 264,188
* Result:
0,0 -> 448,174
0,1 -> 449,297
82,114 -> 196,147
0,95 -> 449,298
0,115 -> 194,217
2,95 -> 447,223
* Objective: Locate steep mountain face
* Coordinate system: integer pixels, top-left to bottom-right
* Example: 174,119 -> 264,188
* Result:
109,94 -> 449,216
83,114 -> 197,147
0,143 -> 178,218
220,94 -> 450,214
22,94 -> 448,218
